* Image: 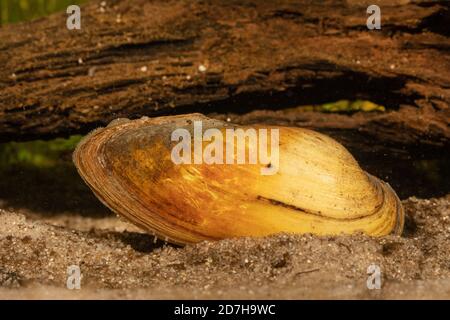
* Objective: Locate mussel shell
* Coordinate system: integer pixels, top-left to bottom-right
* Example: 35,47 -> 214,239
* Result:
73,114 -> 404,244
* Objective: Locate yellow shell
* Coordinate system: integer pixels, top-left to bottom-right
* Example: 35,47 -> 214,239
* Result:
73,114 -> 404,245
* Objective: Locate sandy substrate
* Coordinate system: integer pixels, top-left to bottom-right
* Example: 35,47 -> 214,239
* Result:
0,195 -> 449,299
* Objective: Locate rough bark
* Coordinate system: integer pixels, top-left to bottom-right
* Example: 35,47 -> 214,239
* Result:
0,0 -> 449,158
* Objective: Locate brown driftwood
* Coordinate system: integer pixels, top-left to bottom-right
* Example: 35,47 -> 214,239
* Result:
0,0 -> 449,158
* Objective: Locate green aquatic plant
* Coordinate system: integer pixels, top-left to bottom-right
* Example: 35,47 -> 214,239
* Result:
0,0 -> 87,25
0,135 -> 83,168
301,100 -> 385,113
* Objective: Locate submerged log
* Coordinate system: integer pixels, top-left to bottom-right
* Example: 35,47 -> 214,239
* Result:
0,0 -> 448,158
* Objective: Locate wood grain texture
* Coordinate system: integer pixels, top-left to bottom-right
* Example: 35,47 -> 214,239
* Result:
0,0 -> 449,158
